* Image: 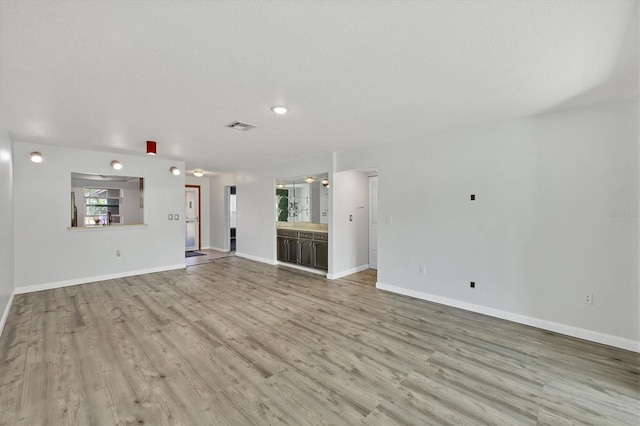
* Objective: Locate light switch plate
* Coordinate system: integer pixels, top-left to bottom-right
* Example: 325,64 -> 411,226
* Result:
168,214 -> 173,220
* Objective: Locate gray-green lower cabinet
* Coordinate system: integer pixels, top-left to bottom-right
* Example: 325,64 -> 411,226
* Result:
277,229 -> 328,271
313,241 -> 328,270
298,239 -> 314,267
277,237 -> 292,262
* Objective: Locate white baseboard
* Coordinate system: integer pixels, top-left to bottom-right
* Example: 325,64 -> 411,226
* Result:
208,246 -> 231,253
276,261 -> 327,276
0,290 -> 16,338
377,282 -> 640,353
327,264 -> 370,280
235,252 -> 277,265
15,264 -> 186,295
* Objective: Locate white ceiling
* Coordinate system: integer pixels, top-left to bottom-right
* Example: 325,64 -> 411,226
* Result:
1,0 -> 638,173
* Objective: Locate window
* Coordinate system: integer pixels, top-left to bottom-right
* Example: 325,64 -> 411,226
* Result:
84,187 -> 122,225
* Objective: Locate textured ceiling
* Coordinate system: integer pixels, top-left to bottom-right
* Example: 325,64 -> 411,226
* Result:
1,0 -> 638,173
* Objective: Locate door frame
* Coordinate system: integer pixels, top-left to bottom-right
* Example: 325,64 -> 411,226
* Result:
185,185 -> 201,251
368,175 -> 378,270
223,185 -> 236,252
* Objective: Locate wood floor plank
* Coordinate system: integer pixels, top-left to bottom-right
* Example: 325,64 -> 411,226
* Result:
0,256 -> 638,425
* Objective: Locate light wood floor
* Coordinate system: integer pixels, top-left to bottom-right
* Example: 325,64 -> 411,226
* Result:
185,249 -> 235,267
1,257 -> 638,425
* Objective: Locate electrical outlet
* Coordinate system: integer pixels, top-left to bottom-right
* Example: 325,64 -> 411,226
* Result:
583,293 -> 593,305
168,214 -> 173,220
470,281 -> 475,288
418,265 -> 426,275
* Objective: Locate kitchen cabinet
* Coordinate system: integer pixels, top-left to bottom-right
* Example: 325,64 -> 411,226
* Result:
277,237 -> 288,262
277,229 -> 298,263
277,229 -> 328,271
313,240 -> 328,270
298,239 -> 314,267
286,238 -> 298,262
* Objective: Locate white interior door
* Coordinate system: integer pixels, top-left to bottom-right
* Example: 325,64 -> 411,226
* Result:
185,186 -> 200,251
369,176 -> 378,270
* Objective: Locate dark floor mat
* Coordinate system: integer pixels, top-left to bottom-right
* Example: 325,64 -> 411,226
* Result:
185,251 -> 206,258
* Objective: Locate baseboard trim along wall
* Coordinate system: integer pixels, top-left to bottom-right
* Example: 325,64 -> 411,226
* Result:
377,282 -> 640,353
0,290 -> 16,339
277,261 -> 327,276
235,252 -> 277,266
207,246 -> 231,252
15,264 -> 186,295
327,264 -> 370,280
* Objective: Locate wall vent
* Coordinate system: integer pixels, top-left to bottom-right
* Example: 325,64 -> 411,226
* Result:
226,121 -> 256,131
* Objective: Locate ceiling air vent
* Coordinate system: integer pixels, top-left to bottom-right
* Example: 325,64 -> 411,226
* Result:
226,121 -> 256,131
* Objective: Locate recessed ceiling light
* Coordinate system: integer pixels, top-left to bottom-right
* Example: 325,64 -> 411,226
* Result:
271,106 -> 288,114
111,160 -> 122,170
193,170 -> 204,177
170,166 -> 180,175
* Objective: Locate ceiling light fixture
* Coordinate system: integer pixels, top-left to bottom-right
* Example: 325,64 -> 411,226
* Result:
271,106 -> 288,114
321,178 -> 329,187
30,152 -> 44,163
193,170 -> 204,177
110,160 -> 122,170
276,182 -> 285,188
305,176 -> 314,183
146,140 -> 157,155
170,166 -> 180,175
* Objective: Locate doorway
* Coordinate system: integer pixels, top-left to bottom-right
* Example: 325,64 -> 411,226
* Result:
229,186 -> 236,252
185,185 -> 201,251
368,175 -> 378,270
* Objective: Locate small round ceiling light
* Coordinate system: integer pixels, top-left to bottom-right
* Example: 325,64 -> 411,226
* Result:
170,166 -> 180,175
305,176 -> 314,183
110,160 -> 122,170
276,182 -> 285,188
193,170 -> 204,177
321,178 -> 329,187
271,106 -> 288,114
30,152 -> 44,163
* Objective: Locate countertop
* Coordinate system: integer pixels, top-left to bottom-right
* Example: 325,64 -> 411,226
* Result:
276,222 -> 328,233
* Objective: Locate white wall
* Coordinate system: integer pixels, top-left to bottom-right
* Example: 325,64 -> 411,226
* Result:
236,156 -> 332,265
330,170 -> 370,278
336,98 -> 639,349
209,173 -> 236,251
13,141 -> 186,290
122,178 -> 144,225
0,128 -> 15,333
320,183 -> 329,224
185,175 -> 210,249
